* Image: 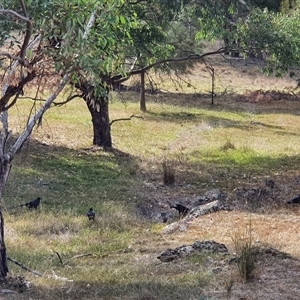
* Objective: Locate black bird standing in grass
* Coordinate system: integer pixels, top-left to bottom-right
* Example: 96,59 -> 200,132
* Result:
170,203 -> 189,217
87,208 -> 95,221
287,195 -> 300,204
16,197 -> 41,209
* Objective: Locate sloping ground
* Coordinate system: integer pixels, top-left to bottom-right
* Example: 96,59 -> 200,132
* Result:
210,255 -> 300,299
2,53 -> 300,299
150,210 -> 300,299
196,210 -> 300,299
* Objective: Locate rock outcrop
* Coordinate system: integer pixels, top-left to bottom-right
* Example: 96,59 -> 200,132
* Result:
157,240 -> 228,262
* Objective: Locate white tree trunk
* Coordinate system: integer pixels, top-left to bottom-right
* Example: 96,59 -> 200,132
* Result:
0,7 -> 97,278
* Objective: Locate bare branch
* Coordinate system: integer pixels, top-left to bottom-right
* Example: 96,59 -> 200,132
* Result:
16,0 -> 32,63
19,0 -> 28,16
128,0 -> 147,4
112,49 -> 227,84
61,93 -> 83,104
129,56 -> 138,72
70,253 -> 92,259
19,25 -> 32,64
48,270 -> 73,282
0,9 -> 31,23
0,70 -> 36,112
7,256 -> 42,277
1,34 -> 41,96
0,4 -> 33,66
110,114 -> 143,126
8,75 -> 71,158
54,251 -> 63,265
131,49 -> 227,74
0,52 -> 24,62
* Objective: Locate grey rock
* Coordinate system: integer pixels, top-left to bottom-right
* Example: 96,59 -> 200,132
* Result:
157,240 -> 228,262
197,189 -> 227,204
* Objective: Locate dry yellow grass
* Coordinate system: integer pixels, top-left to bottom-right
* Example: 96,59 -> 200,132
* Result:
3,56 -> 300,299
167,209 -> 300,257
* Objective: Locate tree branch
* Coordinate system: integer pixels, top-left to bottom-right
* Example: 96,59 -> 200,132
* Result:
131,49 -> 227,74
70,253 -> 92,260
0,70 -> 36,112
7,256 -> 42,277
112,48 -> 227,84
7,256 -> 73,282
128,0 -> 147,4
110,114 -> 143,126
54,251 -> 63,265
0,5 -> 32,66
0,52 -> 24,62
18,1 -> 32,64
7,9 -> 98,159
19,0 -> 28,16
0,9 -> 31,23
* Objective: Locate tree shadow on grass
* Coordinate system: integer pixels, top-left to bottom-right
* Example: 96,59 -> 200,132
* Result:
3,137 -> 140,213
122,89 -> 300,117
7,277 -> 211,300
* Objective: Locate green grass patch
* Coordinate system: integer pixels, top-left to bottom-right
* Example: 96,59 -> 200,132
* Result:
4,81 -> 300,299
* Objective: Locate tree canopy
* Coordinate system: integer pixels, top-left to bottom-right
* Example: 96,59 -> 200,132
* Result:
0,0 -> 138,277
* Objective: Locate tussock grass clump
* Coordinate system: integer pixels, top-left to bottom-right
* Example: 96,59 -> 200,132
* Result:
96,201 -> 140,233
162,161 -> 175,185
220,140 -> 235,151
232,221 -> 258,282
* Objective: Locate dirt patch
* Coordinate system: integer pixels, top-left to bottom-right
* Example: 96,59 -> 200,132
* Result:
207,255 -> 300,300
135,169 -> 300,299
151,209 -> 300,300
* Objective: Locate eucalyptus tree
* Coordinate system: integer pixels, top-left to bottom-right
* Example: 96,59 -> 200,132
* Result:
79,0 -> 300,147
0,0 -> 134,279
72,0 -> 200,145
236,7 -> 300,76
122,1 -> 206,112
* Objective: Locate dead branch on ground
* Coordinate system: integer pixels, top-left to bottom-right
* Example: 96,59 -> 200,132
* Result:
110,114 -> 143,126
7,256 -> 42,277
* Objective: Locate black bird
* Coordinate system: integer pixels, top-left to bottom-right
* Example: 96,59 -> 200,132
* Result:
18,197 -> 41,209
170,204 -> 189,217
287,195 -> 300,204
87,208 -> 95,221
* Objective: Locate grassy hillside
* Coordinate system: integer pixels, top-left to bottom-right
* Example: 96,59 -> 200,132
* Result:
3,58 -> 300,299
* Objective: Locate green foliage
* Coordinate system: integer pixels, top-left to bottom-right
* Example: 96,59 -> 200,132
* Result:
1,0 -> 137,97
237,8 -> 300,76
280,0 -> 298,13
195,0 -> 248,42
122,0 -> 203,74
